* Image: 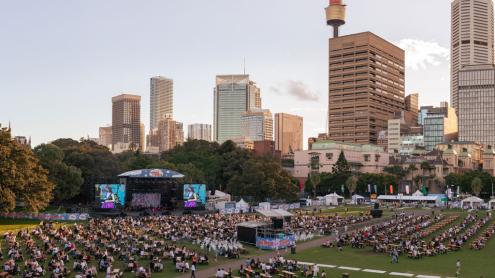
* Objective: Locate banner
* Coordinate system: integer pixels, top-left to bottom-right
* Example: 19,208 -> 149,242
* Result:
374,184 -> 378,193
367,184 -> 371,193
256,234 -> 296,250
0,212 -> 90,221
405,185 -> 410,195
389,185 -> 394,194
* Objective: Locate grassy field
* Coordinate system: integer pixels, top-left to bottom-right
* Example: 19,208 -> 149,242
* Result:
0,218 -> 43,233
286,211 -> 495,277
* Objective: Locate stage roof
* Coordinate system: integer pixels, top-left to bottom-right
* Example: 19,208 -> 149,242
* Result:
256,209 -> 293,218
118,169 -> 185,179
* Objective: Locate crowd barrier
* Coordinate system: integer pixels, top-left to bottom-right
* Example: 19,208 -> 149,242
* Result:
0,212 -> 90,221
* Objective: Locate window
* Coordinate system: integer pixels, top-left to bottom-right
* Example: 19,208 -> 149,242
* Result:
364,154 -> 370,162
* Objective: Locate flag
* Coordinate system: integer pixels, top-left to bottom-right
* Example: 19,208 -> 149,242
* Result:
341,184 -> 345,194
374,184 -> 377,193
389,185 -> 394,194
367,184 -> 371,193
405,185 -> 410,195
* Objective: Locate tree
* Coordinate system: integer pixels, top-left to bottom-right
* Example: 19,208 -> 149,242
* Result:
0,128 -> 54,212
471,177 -> 483,197
345,175 -> 359,196
304,174 -> 314,197
34,144 -> 84,203
332,151 -> 351,174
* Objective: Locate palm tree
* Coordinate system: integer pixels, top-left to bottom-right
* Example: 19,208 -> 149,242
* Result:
408,164 -> 418,191
471,177 -> 483,197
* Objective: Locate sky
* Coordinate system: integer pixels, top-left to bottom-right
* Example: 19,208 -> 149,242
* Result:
0,0 -> 453,148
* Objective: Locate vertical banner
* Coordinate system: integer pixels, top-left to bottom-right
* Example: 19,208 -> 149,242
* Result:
374,184 -> 378,193
367,184 -> 371,193
405,185 -> 410,195
390,185 -> 394,194
341,184 -> 345,194
299,179 -> 304,192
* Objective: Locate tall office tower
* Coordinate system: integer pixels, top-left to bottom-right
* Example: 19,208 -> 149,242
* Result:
140,123 -> 145,151
150,76 -> 173,131
327,32 -> 405,144
98,126 -> 112,149
213,74 -> 262,143
112,94 -> 142,153
188,124 -> 212,141
274,113 -> 303,155
458,64 -> 495,147
451,0 -> 494,111
405,93 -> 419,119
424,103 -> 458,151
240,109 -> 273,142
175,122 -> 184,146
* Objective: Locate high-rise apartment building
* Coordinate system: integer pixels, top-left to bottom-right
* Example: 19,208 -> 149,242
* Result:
112,94 -> 142,153
405,93 -> 419,119
328,32 -> 405,144
157,116 -> 183,152
458,64 -> 495,147
423,103 -> 458,151
240,109 -> 273,142
188,124 -> 212,142
98,126 -> 112,149
213,75 -> 261,143
451,0 -> 494,111
274,113 -> 303,155
150,76 -> 173,131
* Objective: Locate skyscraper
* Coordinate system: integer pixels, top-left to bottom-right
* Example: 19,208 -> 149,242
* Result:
327,32 -> 405,144
150,76 -> 173,131
458,64 -> 495,147
213,74 -> 261,143
157,116 -> 183,152
240,109 -> 273,142
98,126 -> 112,149
451,0 -> 494,111
111,94 -> 142,153
423,103 -> 458,151
274,113 -> 303,155
188,124 -> 212,142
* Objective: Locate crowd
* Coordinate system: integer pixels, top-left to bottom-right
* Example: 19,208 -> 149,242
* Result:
0,211 -> 372,277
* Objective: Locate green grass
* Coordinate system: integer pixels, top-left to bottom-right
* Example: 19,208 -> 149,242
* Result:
0,218 -> 42,233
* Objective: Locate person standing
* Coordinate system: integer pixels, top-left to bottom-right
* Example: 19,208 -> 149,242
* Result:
190,263 -> 196,278
456,259 -> 461,277
312,264 -> 319,278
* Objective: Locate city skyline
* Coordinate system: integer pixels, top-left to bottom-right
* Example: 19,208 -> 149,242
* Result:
1,0 -> 453,147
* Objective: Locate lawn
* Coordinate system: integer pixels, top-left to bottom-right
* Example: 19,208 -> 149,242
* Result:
286,212 -> 495,277
0,218 -> 42,233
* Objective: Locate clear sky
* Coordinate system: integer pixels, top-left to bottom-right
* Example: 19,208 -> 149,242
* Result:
0,0 -> 452,147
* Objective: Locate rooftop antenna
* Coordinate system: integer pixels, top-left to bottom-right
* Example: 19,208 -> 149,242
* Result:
243,58 -> 246,75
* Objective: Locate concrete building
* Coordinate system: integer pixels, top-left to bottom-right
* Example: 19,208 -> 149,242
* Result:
253,140 -> 280,158
187,124 -> 212,142
327,32 -> 405,144
14,136 -> 31,148
98,126 -> 112,149
232,137 -> 255,150
240,109 -> 273,142
458,64 -> 495,147
483,145 -> 495,175
451,0 -> 494,111
423,103 -> 458,151
157,116 -> 183,152
418,106 -> 434,126
293,140 -> 389,179
387,111 -> 421,154
150,76 -> 173,131
213,75 -> 261,143
308,133 -> 330,150
274,113 -> 303,155
112,94 -> 142,153
405,93 -> 419,119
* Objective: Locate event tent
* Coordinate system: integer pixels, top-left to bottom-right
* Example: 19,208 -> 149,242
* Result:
489,199 -> 495,210
236,199 -> 250,212
351,194 -> 365,205
377,194 -> 443,206
461,196 -> 484,209
324,193 -> 344,206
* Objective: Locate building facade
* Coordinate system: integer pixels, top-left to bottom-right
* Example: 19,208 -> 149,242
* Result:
213,75 -> 261,143
423,103 -> 458,151
112,94 -> 142,153
240,109 -> 273,142
458,64 -> 495,147
387,110 -> 421,154
405,93 -> 419,119
150,76 -> 173,131
187,123 -> 212,142
328,32 -> 405,144
293,140 -> 389,179
451,0 -> 494,111
274,113 -> 303,155
157,116 -> 183,152
98,126 -> 112,149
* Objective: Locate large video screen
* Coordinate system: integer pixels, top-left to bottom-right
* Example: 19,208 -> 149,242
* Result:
95,184 -> 126,209
183,184 -> 207,208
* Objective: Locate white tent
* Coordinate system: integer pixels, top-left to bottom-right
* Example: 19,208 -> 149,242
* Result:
489,199 -> 495,210
351,194 -> 365,205
236,198 -> 250,212
324,193 -> 344,206
461,196 -> 484,209
377,195 -> 443,206
206,190 -> 231,211
412,190 -> 423,196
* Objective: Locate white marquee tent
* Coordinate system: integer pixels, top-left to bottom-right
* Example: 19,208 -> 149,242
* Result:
324,193 -> 344,206
461,196 -> 484,209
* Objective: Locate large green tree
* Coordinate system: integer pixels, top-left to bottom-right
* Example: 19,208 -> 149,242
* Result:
0,128 -> 54,212
34,144 -> 84,203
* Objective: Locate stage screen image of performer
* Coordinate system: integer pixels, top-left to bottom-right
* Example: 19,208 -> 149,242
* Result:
183,184 -> 206,208
95,184 -> 126,209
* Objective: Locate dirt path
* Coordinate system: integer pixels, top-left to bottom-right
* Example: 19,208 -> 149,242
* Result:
180,209 -> 432,278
